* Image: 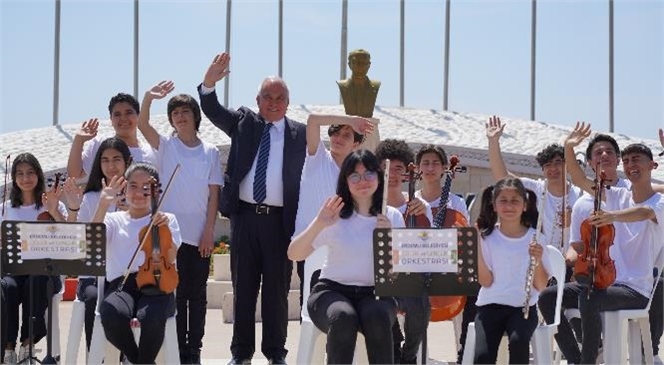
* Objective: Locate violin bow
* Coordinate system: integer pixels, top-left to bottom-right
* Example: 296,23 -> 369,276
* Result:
2,155 -> 9,219
381,159 -> 390,215
118,164 -> 181,292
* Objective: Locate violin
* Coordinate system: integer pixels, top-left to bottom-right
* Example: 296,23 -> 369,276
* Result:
573,167 -> 616,294
403,163 -> 430,227
37,172 -> 64,221
429,155 -> 468,321
135,177 -> 179,295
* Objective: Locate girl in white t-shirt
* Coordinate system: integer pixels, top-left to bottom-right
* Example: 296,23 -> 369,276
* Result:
289,150 -> 404,364
473,177 -> 551,364
1,153 -> 68,364
92,162 -> 181,365
63,137 -> 132,353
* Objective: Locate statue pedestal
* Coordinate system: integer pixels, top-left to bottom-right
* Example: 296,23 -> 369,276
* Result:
359,117 -> 380,153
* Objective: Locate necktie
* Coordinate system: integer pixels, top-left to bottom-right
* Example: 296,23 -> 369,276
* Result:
253,123 -> 273,204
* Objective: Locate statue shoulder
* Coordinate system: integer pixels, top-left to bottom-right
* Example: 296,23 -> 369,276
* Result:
337,79 -> 351,89
370,79 -> 381,90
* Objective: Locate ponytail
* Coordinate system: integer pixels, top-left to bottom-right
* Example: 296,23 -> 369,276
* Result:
476,185 -> 498,237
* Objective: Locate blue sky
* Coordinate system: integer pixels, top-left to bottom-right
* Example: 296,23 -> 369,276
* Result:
1,0 -> 662,141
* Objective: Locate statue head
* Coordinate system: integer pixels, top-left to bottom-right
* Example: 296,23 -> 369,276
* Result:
348,49 -> 371,77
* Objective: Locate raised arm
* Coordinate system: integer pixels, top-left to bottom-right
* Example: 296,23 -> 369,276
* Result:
486,116 -> 516,181
66,119 -> 99,178
564,122 -> 595,195
288,195 -> 343,261
92,175 -> 126,223
198,53 -> 241,136
138,80 -> 175,150
305,114 -> 374,155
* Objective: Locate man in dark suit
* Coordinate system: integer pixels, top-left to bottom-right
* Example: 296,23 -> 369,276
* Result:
198,52 -> 306,365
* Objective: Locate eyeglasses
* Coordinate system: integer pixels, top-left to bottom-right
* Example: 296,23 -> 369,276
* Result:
348,171 -> 378,184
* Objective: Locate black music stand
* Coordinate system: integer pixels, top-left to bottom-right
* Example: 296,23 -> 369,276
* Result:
373,227 -> 480,364
1,221 -> 106,364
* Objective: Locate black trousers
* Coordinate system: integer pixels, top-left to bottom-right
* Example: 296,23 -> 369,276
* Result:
473,304 -> 538,365
76,277 -> 98,351
308,279 -> 397,365
100,274 -> 176,364
176,243 -> 210,357
2,275 -> 61,346
1,279 -> 7,360
229,205 -> 292,360
457,295 -> 478,364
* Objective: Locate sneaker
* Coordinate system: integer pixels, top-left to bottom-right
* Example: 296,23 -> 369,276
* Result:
3,350 -> 17,365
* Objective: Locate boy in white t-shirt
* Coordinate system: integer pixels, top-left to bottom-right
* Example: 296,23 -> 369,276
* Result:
561,127 -> 664,364
293,113 -> 373,319
67,93 -> 155,180
137,80 -> 223,364
375,138 -> 432,364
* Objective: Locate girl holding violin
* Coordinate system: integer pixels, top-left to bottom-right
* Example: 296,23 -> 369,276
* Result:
562,124 -> 664,364
473,177 -> 551,364
288,150 -> 404,364
374,139 -> 432,364
92,162 -> 181,365
137,80 -> 223,364
62,137 -> 132,353
1,153 -> 67,364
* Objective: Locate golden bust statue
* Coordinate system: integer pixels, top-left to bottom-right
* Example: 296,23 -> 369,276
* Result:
336,49 -> 381,118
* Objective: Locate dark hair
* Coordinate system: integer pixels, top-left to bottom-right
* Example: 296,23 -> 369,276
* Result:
125,162 -> 159,183
535,144 -> 564,167
9,153 -> 46,209
336,150 -> 384,219
328,125 -> 364,144
475,177 -> 538,237
415,144 -> 448,166
167,94 -> 202,131
621,143 -> 653,161
375,139 -> 414,166
586,134 -> 620,161
108,93 -> 140,116
84,137 -> 132,194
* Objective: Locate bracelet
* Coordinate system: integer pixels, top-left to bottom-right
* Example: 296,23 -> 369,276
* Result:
68,207 -> 80,212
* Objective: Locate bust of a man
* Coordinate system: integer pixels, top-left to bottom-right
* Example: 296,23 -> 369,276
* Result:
336,49 -> 381,118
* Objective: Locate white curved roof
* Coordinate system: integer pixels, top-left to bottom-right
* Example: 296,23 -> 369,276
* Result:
1,104 -> 662,185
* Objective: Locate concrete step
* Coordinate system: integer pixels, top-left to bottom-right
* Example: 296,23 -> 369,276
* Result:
221,289 -> 301,323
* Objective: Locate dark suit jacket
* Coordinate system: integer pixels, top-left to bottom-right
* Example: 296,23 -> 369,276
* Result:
198,84 -> 306,238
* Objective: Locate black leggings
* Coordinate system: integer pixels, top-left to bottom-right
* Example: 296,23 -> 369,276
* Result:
473,304 -> 538,364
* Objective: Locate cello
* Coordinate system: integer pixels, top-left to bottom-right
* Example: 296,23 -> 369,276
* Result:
404,162 -> 431,227
429,155 -> 468,321
119,165 -> 181,295
573,166 -> 616,295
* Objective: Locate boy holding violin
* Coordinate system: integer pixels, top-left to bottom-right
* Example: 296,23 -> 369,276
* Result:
375,139 -> 431,364
558,122 -> 664,364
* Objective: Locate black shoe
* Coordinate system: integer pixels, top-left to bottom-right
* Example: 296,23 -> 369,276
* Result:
399,355 -> 417,364
268,357 -> 287,365
189,352 -> 201,365
227,358 -> 251,365
180,353 -> 191,364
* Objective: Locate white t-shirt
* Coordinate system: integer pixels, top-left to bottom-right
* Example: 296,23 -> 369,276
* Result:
393,194 -> 434,226
82,136 -> 155,176
77,191 -> 117,223
312,206 -> 405,286
604,188 -> 664,297
0,201 -> 67,223
154,135 -> 223,246
103,211 -> 181,282
521,178 -> 582,253
476,227 -> 552,307
415,190 -> 470,224
293,141 -> 340,238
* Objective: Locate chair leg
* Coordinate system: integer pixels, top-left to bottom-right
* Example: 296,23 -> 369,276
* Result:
531,327 -> 555,365
497,335 -> 509,364
638,317 -> 654,365
64,300 -> 85,365
461,323 -> 476,365
602,313 -> 628,365
87,315 -> 106,365
296,321 -> 325,365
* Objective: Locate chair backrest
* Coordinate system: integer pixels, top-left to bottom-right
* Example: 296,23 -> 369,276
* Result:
546,245 -> 566,326
643,246 -> 664,312
95,276 -> 105,314
301,246 -> 327,321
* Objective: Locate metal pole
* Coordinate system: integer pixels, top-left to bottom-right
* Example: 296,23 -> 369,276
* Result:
443,0 -> 451,110
399,0 -> 405,107
133,0 -> 139,99
340,0 -> 348,104
530,0 -> 537,121
608,0 -> 614,132
52,0 -> 61,126
278,0 -> 283,77
224,0 -> 232,107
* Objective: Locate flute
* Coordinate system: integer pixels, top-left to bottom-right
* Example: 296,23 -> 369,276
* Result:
523,185 -> 546,319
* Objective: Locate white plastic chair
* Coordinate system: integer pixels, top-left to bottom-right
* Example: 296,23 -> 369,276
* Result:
462,246 -> 566,365
295,246 -> 370,364
44,279 -> 64,361
87,279 -> 180,365
64,276 -> 104,364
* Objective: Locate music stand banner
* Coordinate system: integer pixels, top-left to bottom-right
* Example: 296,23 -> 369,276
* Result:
373,227 -> 481,297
